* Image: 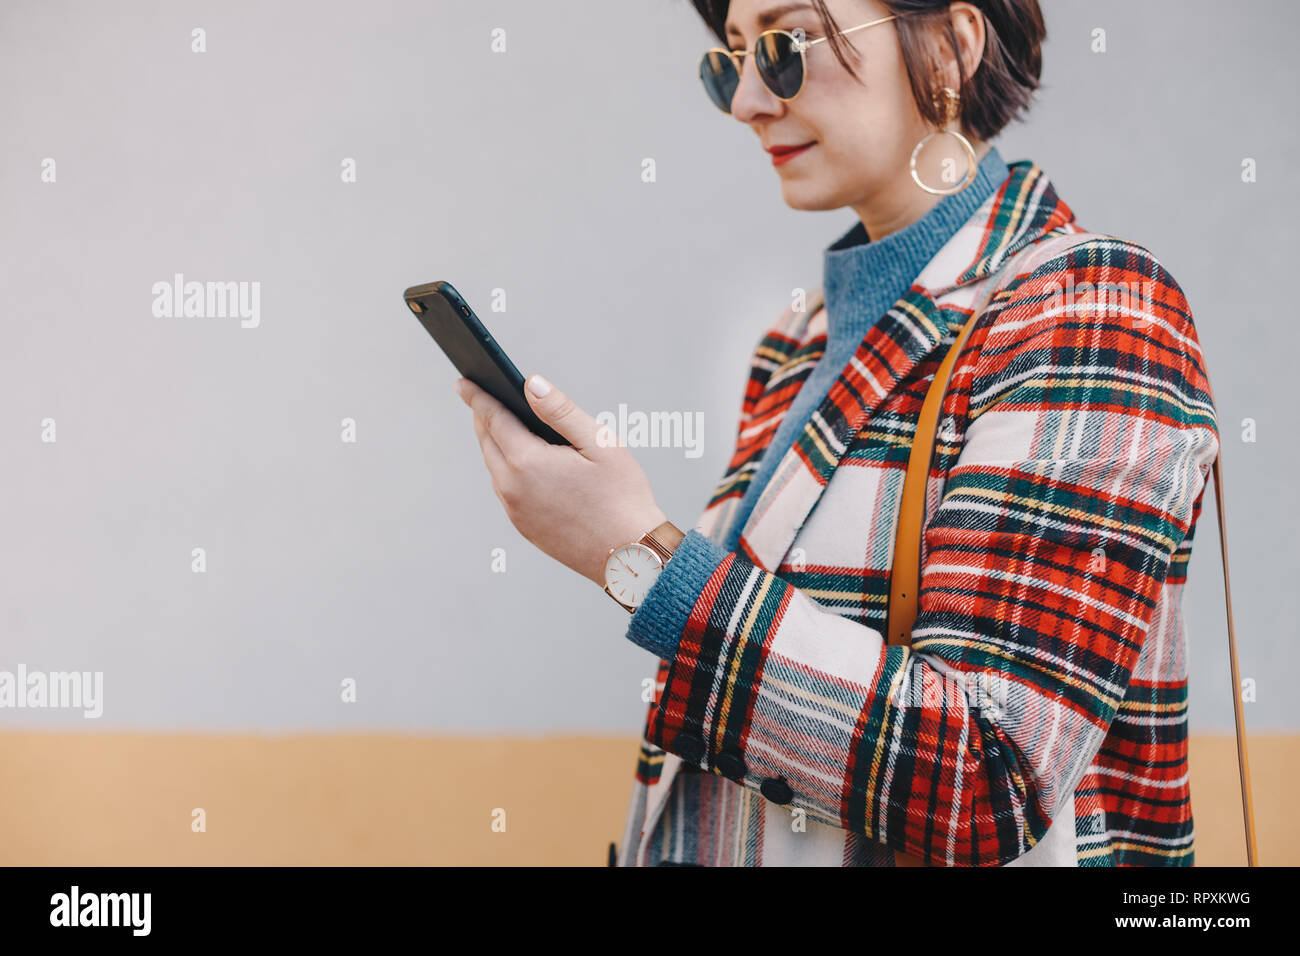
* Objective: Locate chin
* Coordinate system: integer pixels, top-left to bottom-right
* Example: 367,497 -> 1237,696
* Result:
778,182 -> 841,212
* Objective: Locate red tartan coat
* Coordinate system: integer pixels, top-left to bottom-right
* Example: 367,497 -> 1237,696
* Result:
615,160 -> 1220,866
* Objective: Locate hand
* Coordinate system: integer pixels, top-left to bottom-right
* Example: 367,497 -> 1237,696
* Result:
453,374 -> 668,588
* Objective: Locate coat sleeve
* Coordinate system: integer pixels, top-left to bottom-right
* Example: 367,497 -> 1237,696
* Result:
623,238 -> 1221,865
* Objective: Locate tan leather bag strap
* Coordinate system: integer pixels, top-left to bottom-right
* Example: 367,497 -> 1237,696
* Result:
888,280 -> 1259,867
1204,371 -> 1260,867
885,283 -> 991,868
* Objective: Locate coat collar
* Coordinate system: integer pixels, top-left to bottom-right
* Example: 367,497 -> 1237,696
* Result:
733,160 -> 1077,572
821,146 -> 1009,351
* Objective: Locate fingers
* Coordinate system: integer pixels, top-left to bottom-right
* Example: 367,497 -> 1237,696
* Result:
473,414 -> 511,500
458,380 -> 517,501
456,377 -> 548,463
521,373 -> 612,460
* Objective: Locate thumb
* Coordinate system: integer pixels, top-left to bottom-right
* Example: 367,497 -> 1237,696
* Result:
524,373 -> 617,459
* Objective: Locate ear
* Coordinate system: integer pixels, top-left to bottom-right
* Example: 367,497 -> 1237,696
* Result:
945,2 -> 987,89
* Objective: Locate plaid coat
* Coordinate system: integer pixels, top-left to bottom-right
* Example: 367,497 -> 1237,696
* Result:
615,160 -> 1220,866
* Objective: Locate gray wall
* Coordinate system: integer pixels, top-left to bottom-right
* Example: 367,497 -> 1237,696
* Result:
1,0 -> 1294,732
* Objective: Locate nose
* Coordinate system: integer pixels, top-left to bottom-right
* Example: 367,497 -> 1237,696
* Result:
729,52 -> 784,124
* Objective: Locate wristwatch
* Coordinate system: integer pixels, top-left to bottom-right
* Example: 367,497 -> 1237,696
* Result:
603,520 -> 686,613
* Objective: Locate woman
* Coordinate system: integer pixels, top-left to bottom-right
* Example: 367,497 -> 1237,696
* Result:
454,0 -> 1220,867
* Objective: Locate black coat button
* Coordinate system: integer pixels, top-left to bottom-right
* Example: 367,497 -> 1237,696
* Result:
674,732 -> 704,765
761,776 -> 793,804
715,750 -> 747,781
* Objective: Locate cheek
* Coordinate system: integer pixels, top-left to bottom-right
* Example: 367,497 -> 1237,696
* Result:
809,71 -> 926,174
800,92 -> 899,170
818,48 -> 921,141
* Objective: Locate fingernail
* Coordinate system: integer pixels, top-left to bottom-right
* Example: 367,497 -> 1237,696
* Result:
453,379 -> 465,397
527,374 -> 551,397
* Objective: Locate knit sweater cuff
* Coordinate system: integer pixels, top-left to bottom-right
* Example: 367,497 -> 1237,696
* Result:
624,529 -> 728,661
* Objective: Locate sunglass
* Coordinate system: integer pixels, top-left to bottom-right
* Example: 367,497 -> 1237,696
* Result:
699,14 -> 898,113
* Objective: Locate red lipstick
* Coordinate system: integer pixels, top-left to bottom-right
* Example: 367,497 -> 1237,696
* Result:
767,141 -> 815,166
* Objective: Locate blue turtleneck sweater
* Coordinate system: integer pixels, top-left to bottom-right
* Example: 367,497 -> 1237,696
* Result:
627,147 -> 1010,661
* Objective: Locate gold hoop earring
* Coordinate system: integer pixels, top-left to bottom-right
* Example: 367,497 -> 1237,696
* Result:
909,87 -> 977,196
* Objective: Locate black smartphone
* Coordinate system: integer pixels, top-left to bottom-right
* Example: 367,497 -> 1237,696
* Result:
404,281 -> 568,446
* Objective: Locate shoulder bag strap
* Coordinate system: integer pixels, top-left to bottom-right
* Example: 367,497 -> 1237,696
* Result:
888,267 -> 1259,867
1204,373 -> 1260,867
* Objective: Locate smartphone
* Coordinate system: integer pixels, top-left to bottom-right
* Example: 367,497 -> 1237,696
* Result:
404,281 -> 568,446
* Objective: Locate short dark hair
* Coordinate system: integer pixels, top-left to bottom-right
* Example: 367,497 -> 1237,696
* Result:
687,0 -> 1046,141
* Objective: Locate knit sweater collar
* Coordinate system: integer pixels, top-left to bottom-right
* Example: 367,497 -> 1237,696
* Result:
822,146 -> 1010,351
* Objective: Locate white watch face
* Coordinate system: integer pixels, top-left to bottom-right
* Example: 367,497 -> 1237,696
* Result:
604,543 -> 665,608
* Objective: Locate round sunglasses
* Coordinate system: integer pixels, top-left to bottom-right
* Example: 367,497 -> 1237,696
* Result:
699,14 -> 898,113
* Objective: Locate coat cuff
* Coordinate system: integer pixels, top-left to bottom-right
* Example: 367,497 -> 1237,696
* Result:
624,529 -> 728,661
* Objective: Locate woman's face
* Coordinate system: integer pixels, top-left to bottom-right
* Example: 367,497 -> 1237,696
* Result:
723,0 -> 936,217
